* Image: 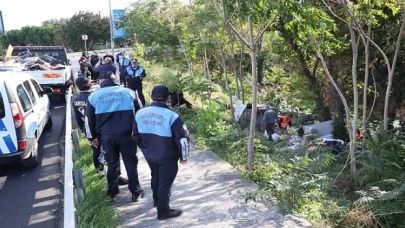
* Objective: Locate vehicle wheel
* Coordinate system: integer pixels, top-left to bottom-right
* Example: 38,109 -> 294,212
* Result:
22,136 -> 39,168
73,169 -> 85,204
45,115 -> 53,130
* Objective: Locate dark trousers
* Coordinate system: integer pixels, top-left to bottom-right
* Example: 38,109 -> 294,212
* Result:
101,134 -> 142,196
146,159 -> 178,212
92,144 -> 122,174
266,123 -> 275,141
120,74 -> 127,87
92,71 -> 99,81
91,145 -> 102,170
129,83 -> 146,107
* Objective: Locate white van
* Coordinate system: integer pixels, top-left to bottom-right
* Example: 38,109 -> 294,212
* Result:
0,72 -> 53,167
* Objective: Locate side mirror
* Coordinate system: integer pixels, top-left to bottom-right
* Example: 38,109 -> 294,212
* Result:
67,59 -> 71,65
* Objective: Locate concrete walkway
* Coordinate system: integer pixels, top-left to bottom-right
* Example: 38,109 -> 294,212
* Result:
115,143 -> 312,228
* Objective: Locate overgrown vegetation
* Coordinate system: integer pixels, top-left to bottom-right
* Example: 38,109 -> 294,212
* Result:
73,139 -> 119,228
139,62 -> 405,227
3,0 -> 405,226
181,100 -> 405,227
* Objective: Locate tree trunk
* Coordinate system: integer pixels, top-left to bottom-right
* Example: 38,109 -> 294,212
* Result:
247,16 -> 258,167
177,35 -> 194,77
222,0 -> 239,99
204,49 -> 212,82
362,25 -> 371,133
383,10 -> 405,130
278,22 -> 331,120
211,51 -> 234,116
310,35 -> 353,177
239,41 -> 246,103
223,61 -> 234,117
229,31 -> 240,99
203,53 -> 207,79
349,26 -> 359,184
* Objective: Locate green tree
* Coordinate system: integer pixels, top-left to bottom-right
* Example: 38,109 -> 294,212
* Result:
64,12 -> 110,52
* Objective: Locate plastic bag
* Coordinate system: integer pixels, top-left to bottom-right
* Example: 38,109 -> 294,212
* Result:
264,130 -> 281,142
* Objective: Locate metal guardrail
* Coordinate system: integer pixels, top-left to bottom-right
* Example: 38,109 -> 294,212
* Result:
64,86 -> 76,228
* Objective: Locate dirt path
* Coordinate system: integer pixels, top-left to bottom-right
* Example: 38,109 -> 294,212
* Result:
115,143 -> 312,228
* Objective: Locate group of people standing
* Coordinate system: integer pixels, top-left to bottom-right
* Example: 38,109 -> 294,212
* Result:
73,50 -> 190,220
79,50 -> 146,107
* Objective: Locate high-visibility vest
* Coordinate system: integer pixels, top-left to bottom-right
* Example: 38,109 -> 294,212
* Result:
280,116 -> 289,128
357,129 -> 363,141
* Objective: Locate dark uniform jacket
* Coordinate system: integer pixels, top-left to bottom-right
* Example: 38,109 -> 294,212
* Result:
132,102 -> 189,163
93,64 -> 117,74
73,91 -> 91,133
90,55 -> 101,67
84,80 -> 140,139
125,65 -> 146,88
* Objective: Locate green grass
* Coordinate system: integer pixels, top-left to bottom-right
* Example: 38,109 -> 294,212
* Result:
73,139 -> 120,228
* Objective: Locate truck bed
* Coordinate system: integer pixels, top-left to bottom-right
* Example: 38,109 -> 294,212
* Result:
24,69 -> 68,85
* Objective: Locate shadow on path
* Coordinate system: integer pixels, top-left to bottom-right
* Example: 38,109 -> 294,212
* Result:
114,143 -> 312,228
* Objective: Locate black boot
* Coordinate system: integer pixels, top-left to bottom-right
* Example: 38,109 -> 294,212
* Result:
118,176 -> 129,185
132,190 -> 144,202
157,209 -> 183,220
107,190 -> 119,202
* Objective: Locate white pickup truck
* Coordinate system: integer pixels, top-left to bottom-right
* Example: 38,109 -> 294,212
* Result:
7,46 -> 74,101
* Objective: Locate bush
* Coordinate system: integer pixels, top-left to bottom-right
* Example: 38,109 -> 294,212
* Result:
179,97 -> 405,227
146,63 -> 405,227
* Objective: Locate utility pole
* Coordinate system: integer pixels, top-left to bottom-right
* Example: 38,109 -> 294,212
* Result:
109,0 -> 115,57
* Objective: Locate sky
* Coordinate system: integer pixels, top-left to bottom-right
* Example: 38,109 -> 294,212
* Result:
1,0 -> 136,31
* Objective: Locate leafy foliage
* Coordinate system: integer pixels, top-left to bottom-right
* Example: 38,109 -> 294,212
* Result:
73,139 -> 119,228
0,13 -> 110,52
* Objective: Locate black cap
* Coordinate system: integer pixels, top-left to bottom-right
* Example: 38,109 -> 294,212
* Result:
75,76 -> 91,91
151,85 -> 170,101
131,59 -> 138,63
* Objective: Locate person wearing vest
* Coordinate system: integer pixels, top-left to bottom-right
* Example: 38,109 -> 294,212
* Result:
116,50 -> 124,66
74,76 -> 128,185
356,129 -> 363,142
119,53 -> 131,87
84,71 -> 143,201
278,114 -> 293,130
126,59 -> 146,107
133,85 -> 189,220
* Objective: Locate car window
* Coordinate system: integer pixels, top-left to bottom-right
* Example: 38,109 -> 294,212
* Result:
23,80 -> 36,105
30,79 -> 42,97
16,85 -> 33,112
0,92 -> 5,119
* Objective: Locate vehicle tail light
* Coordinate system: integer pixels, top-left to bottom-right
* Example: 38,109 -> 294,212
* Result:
10,102 -> 24,128
53,88 -> 61,93
18,140 -> 26,150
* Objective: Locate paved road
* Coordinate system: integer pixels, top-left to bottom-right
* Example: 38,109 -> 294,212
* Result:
0,99 -> 66,228
0,52 -> 106,228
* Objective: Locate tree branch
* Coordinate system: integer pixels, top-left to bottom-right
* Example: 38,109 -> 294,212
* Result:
254,12 -> 279,45
210,0 -> 251,47
308,33 -> 352,129
339,2 -> 392,74
383,8 -> 405,129
389,9 -> 405,78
